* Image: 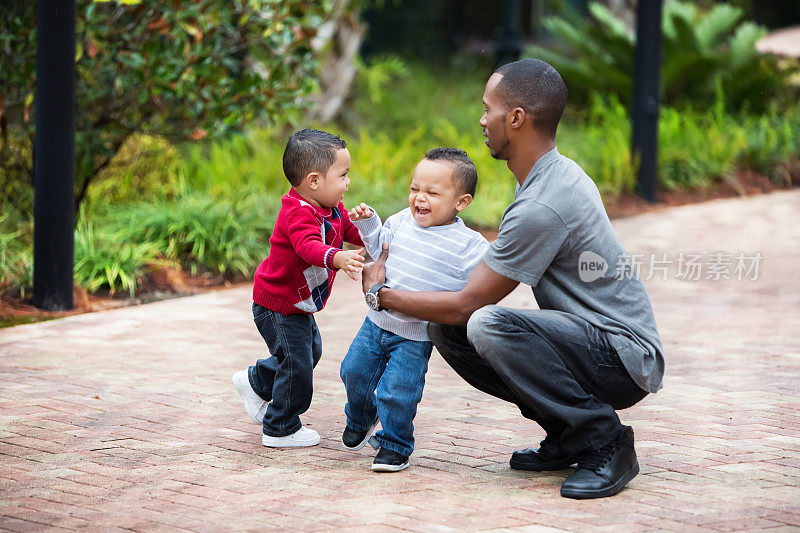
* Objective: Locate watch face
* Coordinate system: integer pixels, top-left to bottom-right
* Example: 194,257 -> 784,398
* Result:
365,292 -> 378,310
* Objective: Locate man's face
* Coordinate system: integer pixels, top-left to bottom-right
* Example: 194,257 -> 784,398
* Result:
480,73 -> 510,160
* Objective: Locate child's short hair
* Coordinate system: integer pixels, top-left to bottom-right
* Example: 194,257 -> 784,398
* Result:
424,147 -> 478,197
283,129 -> 347,186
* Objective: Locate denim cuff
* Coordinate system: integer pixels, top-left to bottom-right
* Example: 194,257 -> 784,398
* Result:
372,434 -> 413,458
262,421 -> 302,439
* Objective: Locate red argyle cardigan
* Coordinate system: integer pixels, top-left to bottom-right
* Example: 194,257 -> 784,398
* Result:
252,188 -> 363,315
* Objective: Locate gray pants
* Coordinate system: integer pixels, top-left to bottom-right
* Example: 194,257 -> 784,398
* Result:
428,305 -> 647,454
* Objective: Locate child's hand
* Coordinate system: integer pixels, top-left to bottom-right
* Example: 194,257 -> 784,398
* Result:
348,203 -> 374,221
332,248 -> 365,281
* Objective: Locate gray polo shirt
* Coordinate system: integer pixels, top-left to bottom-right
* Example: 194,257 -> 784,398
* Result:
483,148 -> 664,393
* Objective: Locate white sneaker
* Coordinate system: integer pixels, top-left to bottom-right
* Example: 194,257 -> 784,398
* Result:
262,426 -> 320,448
232,370 -> 267,424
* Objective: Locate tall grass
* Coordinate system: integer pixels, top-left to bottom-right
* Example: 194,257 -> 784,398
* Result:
73,215 -> 161,296
114,187 -> 276,277
0,208 -> 33,298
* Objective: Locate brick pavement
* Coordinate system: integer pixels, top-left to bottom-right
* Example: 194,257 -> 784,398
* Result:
1,190 -> 799,531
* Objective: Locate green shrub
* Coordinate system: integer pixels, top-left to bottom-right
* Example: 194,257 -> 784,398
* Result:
0,207 -> 33,298
1,0 -> 336,215
737,107 -> 800,181
343,59 -> 487,142
84,134 -> 180,208
175,130 -> 288,199
73,214 -> 161,296
113,187 -> 275,277
525,0 -> 799,111
0,129 -> 34,217
558,95 -> 637,195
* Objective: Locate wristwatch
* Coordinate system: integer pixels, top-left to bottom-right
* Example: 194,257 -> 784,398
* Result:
365,283 -> 388,311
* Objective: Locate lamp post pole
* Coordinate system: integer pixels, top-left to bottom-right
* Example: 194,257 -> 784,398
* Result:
33,0 -> 76,310
632,0 -> 663,203
495,0 -> 523,68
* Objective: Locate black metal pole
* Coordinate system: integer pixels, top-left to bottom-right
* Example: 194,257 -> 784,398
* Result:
495,0 -> 523,68
33,0 -> 76,310
632,0 -> 663,204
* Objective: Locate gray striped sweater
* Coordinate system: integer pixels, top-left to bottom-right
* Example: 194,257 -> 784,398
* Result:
352,208 -> 489,341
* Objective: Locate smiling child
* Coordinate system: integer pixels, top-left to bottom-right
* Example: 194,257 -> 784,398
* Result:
339,147 -> 489,472
233,129 -> 366,448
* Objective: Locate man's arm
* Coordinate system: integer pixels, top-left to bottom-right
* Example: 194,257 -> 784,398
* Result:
362,245 -> 519,326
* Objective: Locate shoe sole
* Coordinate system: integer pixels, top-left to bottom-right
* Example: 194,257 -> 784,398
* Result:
232,371 -> 267,425
560,462 -> 639,499
371,460 -> 409,472
510,455 -> 577,471
342,419 -> 379,451
262,434 -> 321,448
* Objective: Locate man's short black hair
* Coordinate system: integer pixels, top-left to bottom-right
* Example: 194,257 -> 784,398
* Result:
282,128 -> 347,186
494,59 -> 567,139
425,147 -> 478,197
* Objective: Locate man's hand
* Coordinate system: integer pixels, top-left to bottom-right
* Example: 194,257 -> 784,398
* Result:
332,248 -> 365,281
348,203 -> 374,221
362,242 -> 389,294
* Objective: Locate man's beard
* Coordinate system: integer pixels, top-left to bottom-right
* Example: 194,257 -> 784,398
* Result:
490,137 -> 509,160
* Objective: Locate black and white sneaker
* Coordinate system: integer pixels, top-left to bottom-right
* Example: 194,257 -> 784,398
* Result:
342,419 -> 379,451
371,448 -> 409,472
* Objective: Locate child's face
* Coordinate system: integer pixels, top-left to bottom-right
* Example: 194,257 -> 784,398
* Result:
408,159 -> 468,228
311,148 -> 351,208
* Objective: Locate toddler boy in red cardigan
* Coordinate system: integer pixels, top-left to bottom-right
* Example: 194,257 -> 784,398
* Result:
233,129 -> 366,448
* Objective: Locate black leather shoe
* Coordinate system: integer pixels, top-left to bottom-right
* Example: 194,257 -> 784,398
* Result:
372,448 -> 409,472
342,419 -> 378,451
510,436 -> 578,471
560,426 -> 639,499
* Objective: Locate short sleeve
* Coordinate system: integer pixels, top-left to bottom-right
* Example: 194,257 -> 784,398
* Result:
483,200 -> 568,287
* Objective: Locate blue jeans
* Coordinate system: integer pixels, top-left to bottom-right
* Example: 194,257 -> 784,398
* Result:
249,303 -> 322,437
340,317 -> 433,457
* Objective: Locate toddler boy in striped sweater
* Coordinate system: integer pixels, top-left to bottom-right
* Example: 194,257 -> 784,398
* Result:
233,129 -> 366,448
340,147 -> 489,471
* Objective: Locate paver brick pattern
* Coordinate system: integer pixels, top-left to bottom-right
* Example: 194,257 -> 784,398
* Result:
1,191 -> 799,531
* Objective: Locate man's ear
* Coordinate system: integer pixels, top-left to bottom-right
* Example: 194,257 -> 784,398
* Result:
508,106 -> 527,130
455,193 -> 473,212
305,171 -> 322,190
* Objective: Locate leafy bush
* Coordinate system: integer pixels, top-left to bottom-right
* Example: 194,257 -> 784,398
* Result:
342,59 -> 487,142
525,0 -> 799,111
557,95 -> 637,195
114,188 -> 276,277
0,207 -> 33,298
73,215 -> 161,296
737,110 -> 800,182
1,0 -> 338,215
175,130 -> 287,200
84,134 -> 180,208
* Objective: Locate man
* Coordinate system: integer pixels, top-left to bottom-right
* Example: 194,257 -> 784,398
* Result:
361,58 -> 664,499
